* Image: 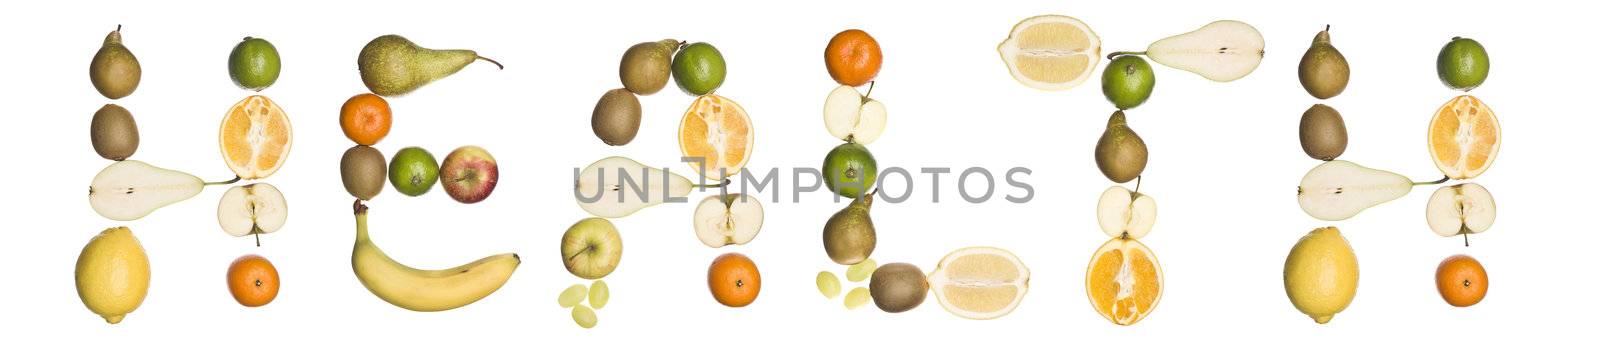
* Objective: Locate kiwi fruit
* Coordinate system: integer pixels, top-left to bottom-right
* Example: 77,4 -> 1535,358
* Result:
869,263 -> 928,313
90,104 -> 138,161
1299,26 -> 1350,100
591,88 -> 642,146
619,39 -> 679,95
1299,104 -> 1347,161
1094,110 -> 1148,183
823,192 -> 876,265
90,25 -> 141,100
340,145 -> 387,200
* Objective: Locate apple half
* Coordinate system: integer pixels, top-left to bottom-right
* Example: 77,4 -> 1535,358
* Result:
692,193 -> 765,248
822,85 -> 887,144
217,183 -> 288,244
1097,185 -> 1156,239
1425,183 -> 1495,238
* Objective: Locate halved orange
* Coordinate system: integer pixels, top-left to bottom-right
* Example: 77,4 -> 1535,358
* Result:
220,95 -> 292,179
679,95 -> 753,181
1086,237 -> 1162,326
1429,95 -> 1500,179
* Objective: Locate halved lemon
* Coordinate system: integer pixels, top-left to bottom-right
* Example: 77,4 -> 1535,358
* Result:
998,15 -> 1101,91
928,246 -> 1030,320
1429,95 -> 1500,179
679,95 -> 753,181
219,95 -> 292,179
1086,237 -> 1162,326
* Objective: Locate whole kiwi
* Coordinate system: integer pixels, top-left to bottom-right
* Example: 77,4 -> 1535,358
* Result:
90,25 -> 141,99
591,88 -> 642,146
619,39 -> 678,95
870,263 -> 929,313
1094,110 -> 1148,183
823,192 -> 877,265
1299,104 -> 1348,161
90,104 -> 139,161
340,145 -> 387,200
1298,26 -> 1350,99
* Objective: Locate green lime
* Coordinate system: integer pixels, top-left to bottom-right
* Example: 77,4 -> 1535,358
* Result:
671,42 -> 726,96
1102,55 -> 1155,110
389,147 -> 439,196
1437,37 -> 1489,91
228,37 -> 281,91
823,142 -> 877,198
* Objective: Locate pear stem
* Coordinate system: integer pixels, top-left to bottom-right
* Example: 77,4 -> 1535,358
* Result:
205,176 -> 242,186
477,56 -> 504,70
116,24 -> 122,32
1412,176 -> 1450,186
1107,51 -> 1146,60
697,179 -> 731,189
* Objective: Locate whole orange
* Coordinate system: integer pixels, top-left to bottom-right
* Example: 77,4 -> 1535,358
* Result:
1435,254 -> 1487,307
707,253 -> 760,307
227,254 -> 280,307
824,29 -> 882,87
340,93 -> 392,146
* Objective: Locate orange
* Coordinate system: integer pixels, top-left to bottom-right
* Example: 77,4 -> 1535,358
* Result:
708,253 -> 760,307
679,95 -> 753,181
227,254 -> 279,307
220,95 -> 292,179
1429,95 -> 1500,179
1435,254 -> 1488,307
1085,237 -> 1162,325
824,29 -> 882,87
340,93 -> 391,146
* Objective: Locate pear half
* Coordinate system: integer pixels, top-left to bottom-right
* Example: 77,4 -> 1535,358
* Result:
1097,186 -> 1156,239
692,194 -> 765,248
217,183 -> 288,243
575,156 -> 693,218
822,85 -> 887,144
1298,160 -> 1414,221
1425,183 -> 1495,238
1146,20 -> 1265,82
89,160 -> 206,221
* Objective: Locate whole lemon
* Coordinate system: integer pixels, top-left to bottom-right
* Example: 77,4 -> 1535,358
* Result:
1283,227 -> 1358,324
75,227 -> 150,324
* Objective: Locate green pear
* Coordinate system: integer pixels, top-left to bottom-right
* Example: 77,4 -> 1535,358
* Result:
1297,160 -> 1441,221
1144,20 -> 1264,82
89,161 -> 235,221
574,156 -> 695,218
358,35 -> 502,96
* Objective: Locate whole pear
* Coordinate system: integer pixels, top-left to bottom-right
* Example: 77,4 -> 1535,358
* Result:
358,35 -> 502,96
89,25 -> 141,99
1298,26 -> 1350,99
1094,111 -> 1148,183
823,192 -> 877,265
619,39 -> 680,95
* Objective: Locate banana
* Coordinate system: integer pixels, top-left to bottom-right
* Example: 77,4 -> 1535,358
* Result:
351,201 -> 520,312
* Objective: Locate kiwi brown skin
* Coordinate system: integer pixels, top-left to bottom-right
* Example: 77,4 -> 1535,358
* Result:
341,145 -> 387,200
870,263 -> 928,313
1299,104 -> 1348,161
90,104 -> 139,161
591,88 -> 641,146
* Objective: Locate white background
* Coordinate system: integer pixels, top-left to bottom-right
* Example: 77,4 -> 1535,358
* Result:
3,0 -> 1594,359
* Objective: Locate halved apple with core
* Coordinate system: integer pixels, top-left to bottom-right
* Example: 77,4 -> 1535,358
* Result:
1097,185 -> 1156,239
822,85 -> 886,144
1425,183 -> 1495,239
692,193 -> 765,248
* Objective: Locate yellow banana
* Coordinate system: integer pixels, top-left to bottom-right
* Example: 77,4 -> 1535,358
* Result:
351,201 -> 519,312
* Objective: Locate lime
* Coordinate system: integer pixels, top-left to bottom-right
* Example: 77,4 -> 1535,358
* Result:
823,142 -> 877,198
228,37 -> 281,91
1437,37 -> 1489,91
389,147 -> 439,196
671,42 -> 726,95
1102,55 -> 1155,109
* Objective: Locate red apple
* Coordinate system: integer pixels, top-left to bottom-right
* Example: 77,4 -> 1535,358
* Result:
441,146 -> 498,204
